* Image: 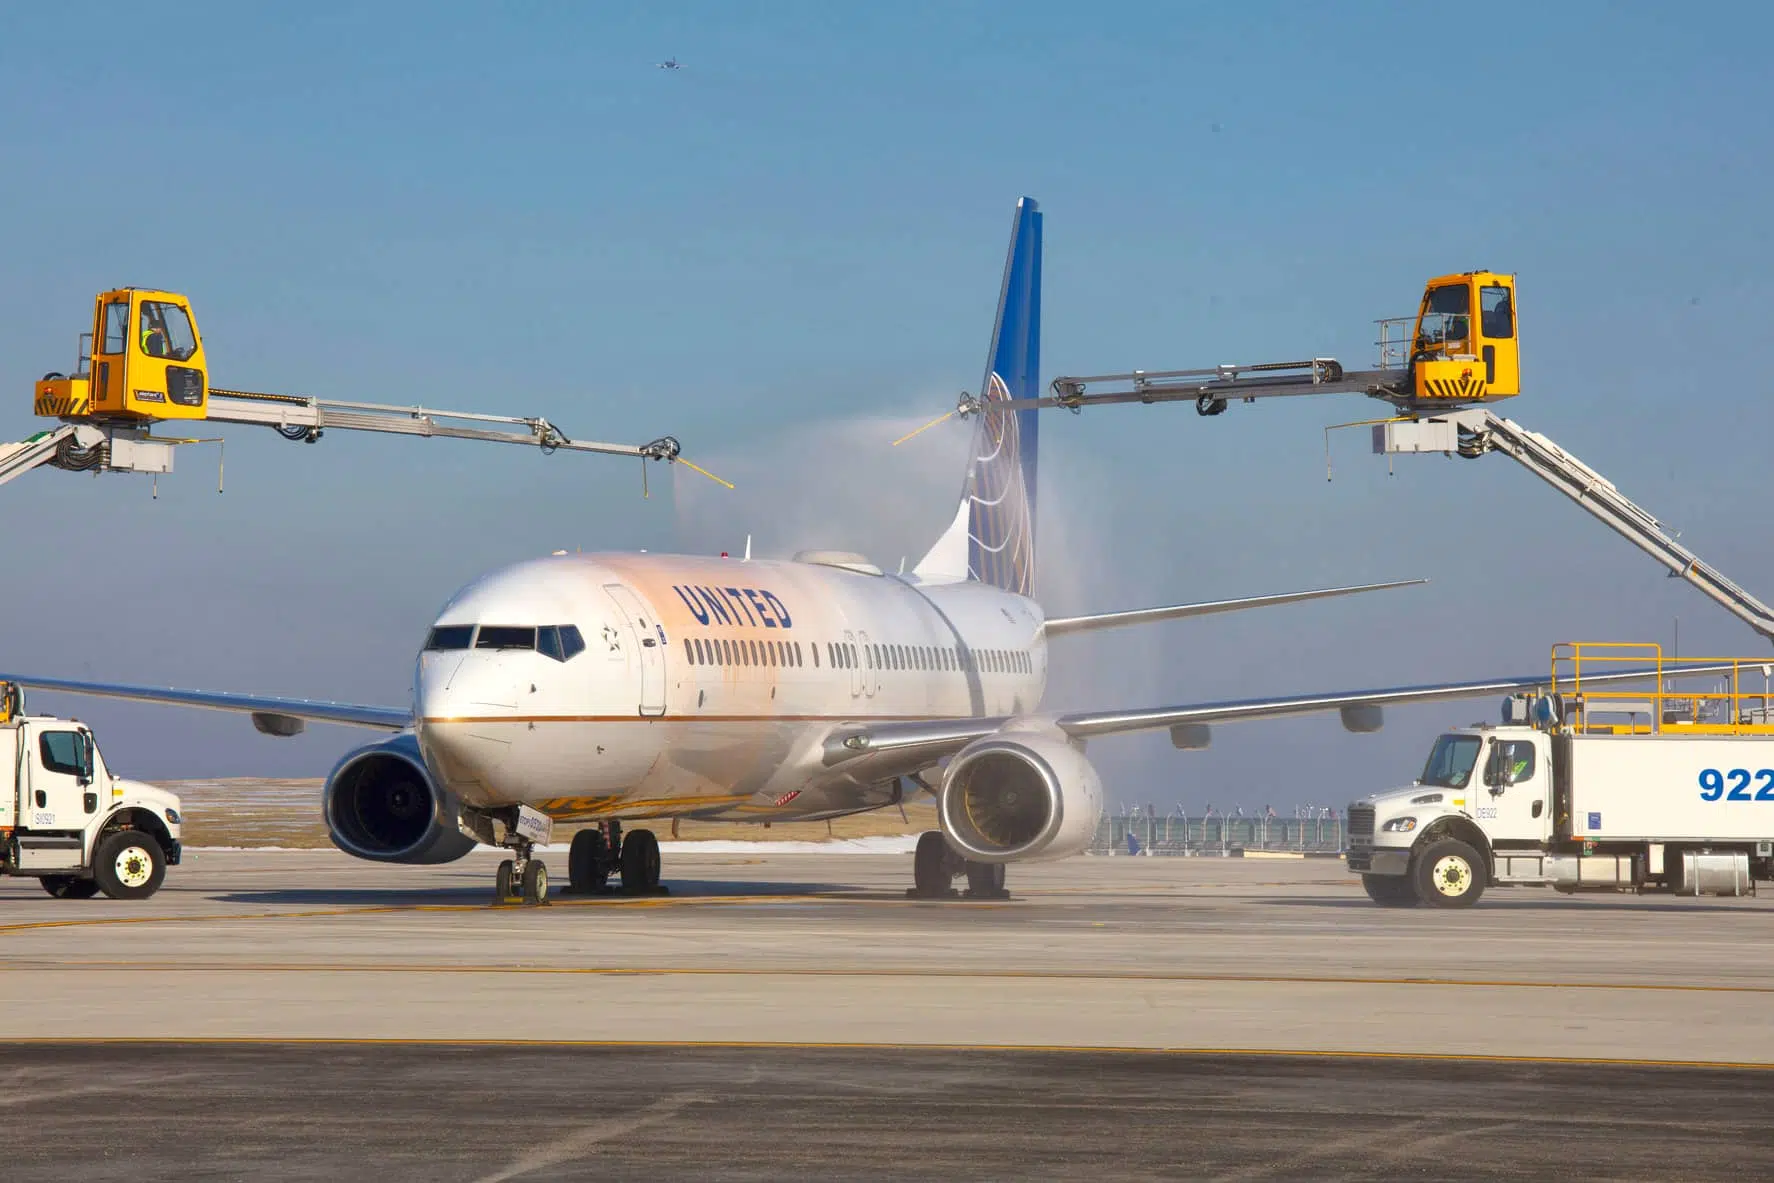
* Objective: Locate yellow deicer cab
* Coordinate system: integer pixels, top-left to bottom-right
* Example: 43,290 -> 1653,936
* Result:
1408,271 -> 1519,402
33,289 -> 209,422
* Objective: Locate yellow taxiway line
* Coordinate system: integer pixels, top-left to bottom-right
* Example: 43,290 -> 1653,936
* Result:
0,891 -> 982,934
8,958 -> 1774,997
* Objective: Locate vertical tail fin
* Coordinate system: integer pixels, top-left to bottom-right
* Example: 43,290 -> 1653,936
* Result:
915,197 -> 1042,594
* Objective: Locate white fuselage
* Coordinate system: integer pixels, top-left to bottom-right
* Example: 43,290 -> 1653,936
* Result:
415,552 -> 1046,823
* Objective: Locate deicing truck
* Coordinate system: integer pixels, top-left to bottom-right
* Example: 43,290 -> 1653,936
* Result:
0,683 -> 182,899
1349,644 -> 1774,907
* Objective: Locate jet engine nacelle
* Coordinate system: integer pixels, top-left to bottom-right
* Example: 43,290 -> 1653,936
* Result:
323,733 -> 476,864
938,721 -> 1104,863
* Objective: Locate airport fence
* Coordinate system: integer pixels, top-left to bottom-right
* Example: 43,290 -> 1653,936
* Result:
1088,810 -> 1347,856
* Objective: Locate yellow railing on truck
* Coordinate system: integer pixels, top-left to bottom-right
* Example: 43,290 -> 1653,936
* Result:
1552,642 -> 1774,736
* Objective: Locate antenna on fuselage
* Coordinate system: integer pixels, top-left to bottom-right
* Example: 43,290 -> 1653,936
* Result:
743,535 -> 752,561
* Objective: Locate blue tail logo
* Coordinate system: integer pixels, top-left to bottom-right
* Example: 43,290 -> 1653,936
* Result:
966,198 -> 1042,597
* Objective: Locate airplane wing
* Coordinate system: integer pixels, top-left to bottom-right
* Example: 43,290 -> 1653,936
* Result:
1043,579 -> 1425,637
821,661 -> 1740,777
0,673 -> 410,733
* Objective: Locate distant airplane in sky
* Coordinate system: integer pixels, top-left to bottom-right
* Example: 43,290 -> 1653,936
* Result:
9,198 -> 1611,908
657,58 -> 682,70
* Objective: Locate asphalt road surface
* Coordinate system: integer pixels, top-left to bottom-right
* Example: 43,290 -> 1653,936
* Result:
9,1043 -> 1772,1181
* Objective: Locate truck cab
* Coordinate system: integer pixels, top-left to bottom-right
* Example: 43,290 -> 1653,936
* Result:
33,288 -> 209,423
1406,271 -> 1519,403
1,685 -> 182,899
1348,721 -> 1551,907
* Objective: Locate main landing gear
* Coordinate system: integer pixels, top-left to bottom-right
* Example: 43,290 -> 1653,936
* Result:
565,819 -> 667,897
908,830 -> 1009,900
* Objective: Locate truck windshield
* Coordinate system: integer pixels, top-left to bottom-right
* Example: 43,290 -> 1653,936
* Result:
1420,734 -> 1482,788
139,301 -> 199,362
1416,284 -> 1471,352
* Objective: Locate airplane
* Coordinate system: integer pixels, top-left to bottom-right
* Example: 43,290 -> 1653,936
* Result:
657,58 -> 682,70
3,198 -> 1681,905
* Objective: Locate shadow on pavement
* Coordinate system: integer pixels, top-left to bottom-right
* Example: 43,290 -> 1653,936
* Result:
206,879 -> 871,908
1263,896 -> 1765,914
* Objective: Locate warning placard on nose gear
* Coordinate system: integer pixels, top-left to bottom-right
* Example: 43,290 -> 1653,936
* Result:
514,804 -> 554,846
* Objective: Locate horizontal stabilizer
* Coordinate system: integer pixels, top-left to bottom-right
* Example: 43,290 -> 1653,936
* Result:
1042,579 -> 1426,638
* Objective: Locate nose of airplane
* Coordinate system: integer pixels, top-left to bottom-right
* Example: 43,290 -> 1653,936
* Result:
413,647 -> 528,804
417,648 -> 519,717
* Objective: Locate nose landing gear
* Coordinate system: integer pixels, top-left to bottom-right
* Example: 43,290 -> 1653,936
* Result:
461,804 -> 555,906
496,852 -> 549,905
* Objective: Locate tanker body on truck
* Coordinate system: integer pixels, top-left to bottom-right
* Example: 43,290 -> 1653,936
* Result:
1349,644 -> 1774,907
0,682 -> 181,899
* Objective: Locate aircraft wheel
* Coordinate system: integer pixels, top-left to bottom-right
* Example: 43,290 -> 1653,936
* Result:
521,859 -> 549,905
93,830 -> 166,900
495,858 -> 516,902
569,829 -> 609,893
621,828 -> 662,892
41,875 -> 100,900
964,860 -> 1007,899
912,831 -> 952,897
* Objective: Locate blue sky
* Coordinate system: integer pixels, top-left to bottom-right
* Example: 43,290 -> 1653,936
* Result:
1,2 -> 1771,809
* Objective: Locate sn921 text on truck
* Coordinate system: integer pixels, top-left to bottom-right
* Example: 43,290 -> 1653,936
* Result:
1350,644 -> 1774,907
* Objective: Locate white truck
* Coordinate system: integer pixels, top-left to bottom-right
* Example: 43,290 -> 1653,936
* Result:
1,683 -> 182,899
1349,644 -> 1774,907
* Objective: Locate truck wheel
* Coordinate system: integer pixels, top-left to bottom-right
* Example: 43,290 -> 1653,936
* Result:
41,875 -> 100,900
1361,873 -> 1419,907
1413,838 -> 1485,908
92,830 -> 166,900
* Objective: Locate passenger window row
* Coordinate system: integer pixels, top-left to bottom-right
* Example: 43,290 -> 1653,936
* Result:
423,624 -> 586,662
427,623 -> 1035,678
684,638 -> 1032,676
830,643 -> 1032,676
688,637 -> 804,669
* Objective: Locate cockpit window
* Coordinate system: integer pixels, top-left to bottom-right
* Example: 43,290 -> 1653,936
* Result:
425,626 -> 474,651
476,626 -> 537,650
436,624 -> 586,659
538,627 -> 564,661
560,625 -> 585,659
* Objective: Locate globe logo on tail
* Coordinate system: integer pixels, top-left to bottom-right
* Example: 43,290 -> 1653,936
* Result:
966,371 -> 1036,597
